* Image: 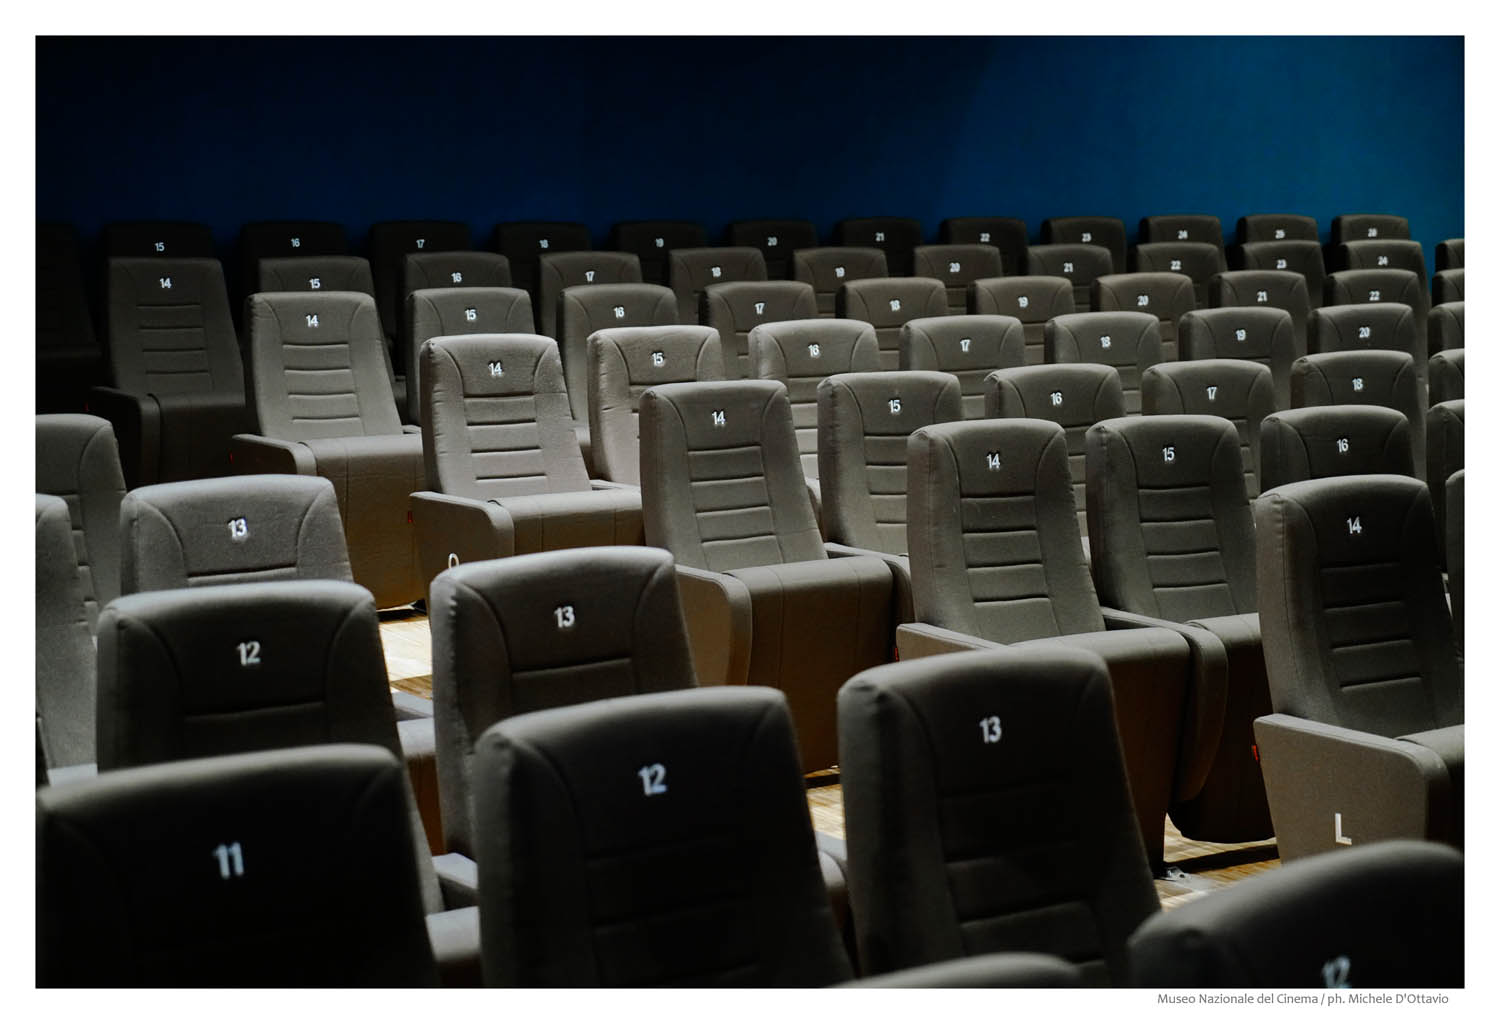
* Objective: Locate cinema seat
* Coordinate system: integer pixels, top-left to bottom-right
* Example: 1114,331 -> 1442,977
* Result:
403,285 -> 534,423
1435,238 -> 1463,270
1129,840 -> 1463,987
1026,243 -> 1114,310
1040,216 -> 1127,272
667,246 -> 767,323
35,494 -> 96,782
232,291 -> 424,609
968,275 -> 1074,364
700,280 -> 818,378
609,220 -> 706,285
913,244 -> 1004,314
236,220 -> 347,309
833,217 -> 923,277
1433,269 -> 1464,304
836,277 -> 948,370
587,324 -> 726,485
1141,359 -> 1276,496
1253,475 -> 1462,860
1330,213 -> 1409,243
92,257 -> 251,486
725,219 -> 818,280
1428,301 -> 1463,355
1086,415 -> 1273,841
792,247 -> 888,316
1139,214 -> 1224,252
101,220 -> 214,259
35,413 -> 125,631
1209,269 -> 1312,353
1091,272 -> 1195,362
36,222 -> 104,413
1130,241 -> 1226,307
1323,269 -> 1429,339
1427,349 -> 1464,405
839,647 -> 1160,983
1427,400 -> 1463,567
1178,306 -> 1300,409
817,369 -> 964,622
1234,240 -> 1327,308
639,380 -> 893,771
899,314 -> 1025,418
938,216 -> 1029,275
256,254 -> 374,296
1448,470 -> 1464,653
38,744 -> 445,986
492,221 -> 591,308
1289,350 -> 1424,471
536,250 -> 642,339
366,220 -> 472,342
1258,406 -> 1415,490
1335,239 -> 1427,285
1045,311 -> 1163,414
403,250 -> 511,296
1236,213 -> 1319,244
411,333 -> 642,586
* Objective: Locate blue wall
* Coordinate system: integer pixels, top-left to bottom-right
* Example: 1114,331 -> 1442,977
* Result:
36,36 -> 1464,264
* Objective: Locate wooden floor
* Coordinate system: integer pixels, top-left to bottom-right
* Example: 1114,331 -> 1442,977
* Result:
380,608 -> 1281,910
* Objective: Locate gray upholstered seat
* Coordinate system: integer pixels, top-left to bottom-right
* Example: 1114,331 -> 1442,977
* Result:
35,494 -> 96,779
1235,213 -> 1319,244
1253,475 -> 1462,859
1085,414 -> 1273,841
792,247 -> 889,317
700,280 -> 817,378
1330,213 -> 1409,243
36,222 -> 104,413
365,220 -> 472,342
1428,348 -> 1464,405
816,369 -> 964,622
256,254 -> 375,296
38,744 -> 441,986
1448,469 -> 1464,653
1433,268 -> 1464,304
839,647 -> 1160,984
1335,239 -> 1427,286
236,220 -> 348,308
402,250 -> 511,297
587,325 -> 726,485
1289,350 -> 1424,471
1130,241 -> 1227,307
92,257 -> 251,486
1141,359 -> 1276,496
404,286 -> 534,423
411,333 -> 642,586
536,250 -> 642,338
667,246 -> 767,323
1309,301 -> 1425,383
1026,244 -> 1114,310
1045,310 -> 1163,414
1040,216 -> 1126,272
1234,240 -> 1327,308
1091,271 -> 1196,362
1258,405 -> 1415,490
725,219 -> 818,280
492,221 -> 591,310
938,216 -> 1029,275
1139,214 -> 1224,251
1436,238 -> 1463,270
896,418 -> 1217,868
640,380 -> 894,771
833,217 -> 923,277
231,290 -> 425,609
836,277 -> 949,370
1129,840 -> 1463,987
1178,306 -> 1300,409
101,220 -> 214,258
35,413 -> 125,631
912,244 -> 1004,315
967,275 -> 1074,365
1323,269 -> 1429,343
899,314 -> 1025,418
1210,269 -> 1313,358
1427,399 -> 1463,567
609,220 -> 706,285
1428,300 -> 1463,355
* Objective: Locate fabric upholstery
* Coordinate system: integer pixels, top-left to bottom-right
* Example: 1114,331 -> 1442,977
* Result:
403,286 -> 534,422
1323,269 -> 1429,343
1091,272 -> 1196,363
939,216 -> 1029,276
1210,269 -> 1312,356
1131,242 -> 1227,306
967,275 -> 1074,365
1447,470 -> 1463,653
1138,214 -> 1224,251
1433,269 -> 1464,304
833,217 -> 923,277
700,280 -> 818,378
1426,400 -> 1463,566
1040,216 -> 1127,272
1428,348 -> 1463,405
900,314 -> 1025,418
1234,240 -> 1327,308
609,220 -> 707,285
1309,301 -> 1424,383
1026,244 -> 1114,310
1336,240 -> 1427,285
1045,311 -> 1162,414
365,220 -> 472,343
1140,360 -> 1276,496
792,247 -> 889,316
1259,406 -> 1415,490
557,283 -> 677,426
913,244 -> 1004,314
1289,350 -> 1424,471
35,413 -> 125,630
1330,213 -> 1410,243
667,246 -> 767,323
836,277 -> 949,370
725,219 -> 818,280
237,220 -> 348,307
492,221 -> 591,307
1428,301 -> 1463,355
1178,306 -> 1300,409
402,250 -> 512,296
535,250 -> 642,339
256,255 -> 374,297
101,220 -> 214,258
1435,238 -> 1463,270
35,494 -> 96,771
1235,213 -> 1319,244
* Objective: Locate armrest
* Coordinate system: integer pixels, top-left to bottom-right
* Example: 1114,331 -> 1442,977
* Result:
1102,606 -> 1230,802
844,952 -> 1081,988
410,491 -> 516,597
88,385 -> 159,487
826,542 -> 912,625
402,424 -> 421,434
398,718 -> 443,856
229,433 -> 316,475
432,852 -> 478,909
391,690 -> 433,721
1253,713 -> 1457,859
895,621 -> 1003,661
425,906 -> 481,987
589,478 -> 639,491
674,564 -> 753,686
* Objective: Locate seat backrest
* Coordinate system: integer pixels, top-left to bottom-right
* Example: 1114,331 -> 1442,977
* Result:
1236,213 -> 1319,244
817,370 -> 963,555
1141,359 -> 1276,496
35,413 -> 125,629
557,283 -> 678,420
1258,405 -> 1415,490
1234,240 -> 1326,308
493,221 -> 592,301
1253,475 -> 1460,734
833,217 -> 924,277
1209,269 -> 1313,357
402,250 -> 511,296
536,250 -> 643,338
1428,300 -> 1463,355
724,219 -> 818,280
365,220 -> 472,340
421,333 -> 590,499
700,280 -> 817,379
907,418 -> 1102,642
1448,470 -> 1464,652
1426,400 -> 1464,558
119,474 -> 351,593
1309,302 -> 1424,383
1336,239 -> 1427,285
750,319 -> 881,478
36,221 -> 97,360
1130,242 -> 1227,306
1290,350 -> 1424,467
107,257 -> 243,398
667,246 -> 767,323
1432,268 -> 1464,304
1045,310 -> 1163,414
256,255 -> 374,296
1330,213 -> 1410,244
405,286 -> 535,422
237,220 -> 348,304
1091,271 -> 1196,361
245,291 -> 402,440
1040,215 -> 1127,272
1086,414 -> 1256,620
101,220 -> 215,258
912,244 -> 1004,314
587,325 -> 726,485
1128,839 -> 1462,987
938,216 -> 1029,275
1026,244 -> 1114,310
838,647 -> 1159,983
1139,214 -> 1224,251
836,277 -> 949,369
1435,238 -> 1463,271
1323,269 -> 1429,335
985,363 -> 1126,535
429,546 -> 697,857
1178,305 -> 1300,408
967,275 -> 1074,364
37,744 -> 438,987
609,220 -> 707,285
899,314 -> 1025,418
1428,348 -> 1464,405
791,247 -> 888,316
35,494 -> 95,771
640,380 -> 823,572
472,686 -> 852,986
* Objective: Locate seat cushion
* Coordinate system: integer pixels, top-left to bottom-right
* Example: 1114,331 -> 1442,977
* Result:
495,486 -> 644,554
